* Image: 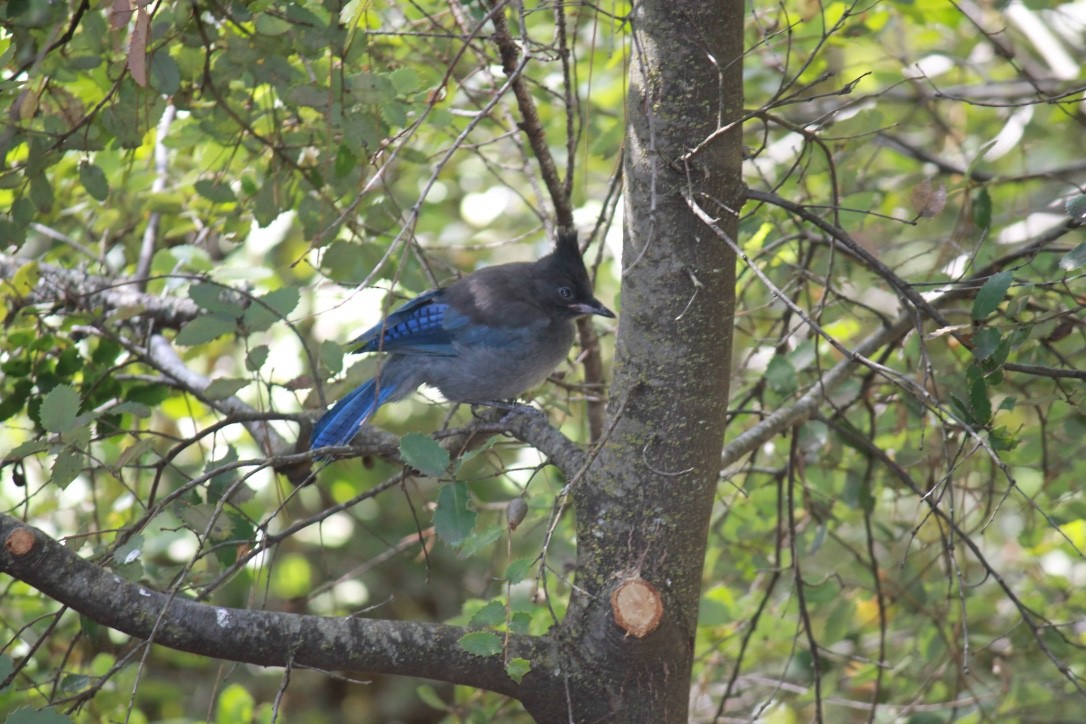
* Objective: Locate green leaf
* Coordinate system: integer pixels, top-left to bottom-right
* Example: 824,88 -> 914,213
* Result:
246,345 -> 269,371
1059,241 -> 1086,271
434,481 -> 475,546
30,173 -> 54,212
416,684 -> 449,711
52,448 -> 83,489
6,706 -> 73,724
456,525 -> 504,558
194,179 -> 237,203
112,533 -> 144,567
400,432 -> 450,476
334,143 -> 357,178
0,379 -> 32,422
204,378 -> 249,400
0,653 -> 13,692
971,271 -> 1012,320
505,657 -> 531,684
255,14 -> 292,35
509,611 -> 532,636
176,315 -> 236,345
972,327 -> 1001,361
765,355 -> 797,395
264,287 -> 301,317
55,346 -> 83,377
4,260 -> 39,297
176,502 -> 231,537
78,161 -> 109,201
243,287 -> 299,332
40,384 -> 80,433
320,339 -> 344,375
116,438 -> 157,468
504,556 -> 535,585
972,188 -> 991,231
1065,194 -> 1086,221
469,600 -> 506,628
149,51 -> 181,95
457,631 -> 501,657
390,67 -> 419,94
190,282 -> 244,316
802,580 -> 837,604
966,364 -> 991,426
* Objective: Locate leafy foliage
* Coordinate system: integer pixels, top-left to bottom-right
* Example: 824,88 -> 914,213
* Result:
1,0 -> 1085,721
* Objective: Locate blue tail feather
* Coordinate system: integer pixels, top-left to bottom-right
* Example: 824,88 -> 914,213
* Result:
311,378 -> 399,450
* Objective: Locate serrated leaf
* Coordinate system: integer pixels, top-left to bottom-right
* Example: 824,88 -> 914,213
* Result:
6,706 -> 73,724
469,600 -> 507,628
505,657 -> 531,684
149,50 -> 180,95
177,502 -> 231,537
390,67 -> 418,94
284,85 -> 330,109
1065,194 -> 1086,220
116,438 -> 157,468
30,173 -> 53,212
112,533 -> 144,566
52,448 -> 83,489
194,179 -> 237,203
5,439 -> 49,460
1059,241 -> 1086,271
243,287 -> 299,332
400,432 -> 450,476
176,315 -> 236,345
320,339 -> 344,374
108,401 -> 151,418
204,378 -> 249,400
264,287 -> 300,316
989,425 -> 1019,451
40,385 -> 80,433
255,14 -> 292,35
246,345 -> 269,371
79,161 -> 109,201
189,282 -> 243,316
334,143 -> 357,178
972,327 -> 1001,361
457,631 -> 501,657
0,653 -> 12,692
509,611 -> 532,635
765,355 -> 796,395
5,260 -> 39,297
972,271 -> 1012,320
456,525 -> 504,558
434,481 -> 475,546
972,188 -> 991,231
949,393 -> 975,426
966,364 -> 991,426
415,684 -> 449,712
504,556 -> 535,585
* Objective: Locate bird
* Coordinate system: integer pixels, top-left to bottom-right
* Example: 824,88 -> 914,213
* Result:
310,231 -> 615,451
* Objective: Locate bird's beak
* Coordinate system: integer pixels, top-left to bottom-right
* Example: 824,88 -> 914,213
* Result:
571,299 -> 616,318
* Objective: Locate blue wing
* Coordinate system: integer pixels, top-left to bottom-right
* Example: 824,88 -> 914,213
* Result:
349,289 -> 467,356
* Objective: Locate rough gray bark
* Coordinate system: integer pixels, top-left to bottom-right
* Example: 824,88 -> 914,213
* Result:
556,0 -> 744,720
0,1 -> 744,721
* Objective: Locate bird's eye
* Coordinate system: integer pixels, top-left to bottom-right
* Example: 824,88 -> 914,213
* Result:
558,286 -> 574,300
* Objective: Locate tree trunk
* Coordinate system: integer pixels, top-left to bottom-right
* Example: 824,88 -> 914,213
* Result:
542,0 -> 745,720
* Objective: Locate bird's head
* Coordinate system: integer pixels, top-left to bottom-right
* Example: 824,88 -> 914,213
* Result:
534,230 -> 615,320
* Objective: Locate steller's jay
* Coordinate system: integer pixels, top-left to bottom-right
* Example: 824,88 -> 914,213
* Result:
310,231 -> 615,451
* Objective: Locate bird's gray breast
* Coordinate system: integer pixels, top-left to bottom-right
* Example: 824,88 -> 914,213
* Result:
424,319 -> 576,402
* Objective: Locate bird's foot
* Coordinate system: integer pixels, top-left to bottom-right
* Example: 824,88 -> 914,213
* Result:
470,400 -> 545,421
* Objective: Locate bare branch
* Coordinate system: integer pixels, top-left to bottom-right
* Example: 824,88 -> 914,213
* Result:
0,515 -> 555,699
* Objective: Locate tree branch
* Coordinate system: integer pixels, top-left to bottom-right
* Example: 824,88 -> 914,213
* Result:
0,254 -> 199,329
0,515 -> 556,701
